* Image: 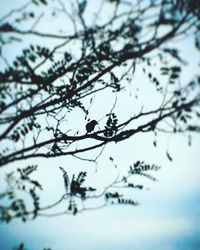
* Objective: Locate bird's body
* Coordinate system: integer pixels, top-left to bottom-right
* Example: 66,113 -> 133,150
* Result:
86,120 -> 98,133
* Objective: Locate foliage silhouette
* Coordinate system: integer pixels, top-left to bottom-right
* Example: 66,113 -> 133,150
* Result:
0,0 -> 200,222
0,161 -> 161,221
13,242 -> 51,250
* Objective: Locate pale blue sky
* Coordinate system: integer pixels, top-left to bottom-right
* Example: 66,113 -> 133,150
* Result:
0,1 -> 200,250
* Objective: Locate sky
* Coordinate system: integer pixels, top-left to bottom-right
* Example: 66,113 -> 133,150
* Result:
0,1 -> 200,250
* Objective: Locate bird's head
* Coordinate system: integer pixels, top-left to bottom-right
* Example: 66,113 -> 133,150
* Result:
91,120 -> 98,125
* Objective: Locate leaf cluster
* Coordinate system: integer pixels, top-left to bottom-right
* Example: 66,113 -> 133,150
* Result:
105,192 -> 138,206
129,161 -> 161,181
60,168 -> 96,199
0,165 -> 42,223
10,117 -> 40,142
104,113 -> 118,137
160,65 -> 182,84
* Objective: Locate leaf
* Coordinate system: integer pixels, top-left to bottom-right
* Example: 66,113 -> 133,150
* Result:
30,180 -> 43,190
40,0 -> 47,5
163,48 -> 187,64
171,66 -> 181,72
32,0 -> 39,5
166,151 -> 173,161
188,134 -> 192,146
170,73 -> 179,79
59,167 -> 69,193
188,126 -> 200,132
109,156 -> 114,161
78,0 -> 87,15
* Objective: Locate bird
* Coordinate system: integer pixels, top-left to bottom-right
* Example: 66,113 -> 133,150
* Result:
86,120 -> 98,133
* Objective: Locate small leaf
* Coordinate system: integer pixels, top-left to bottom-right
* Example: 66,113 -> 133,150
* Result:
166,151 -> 173,161
109,157 -> 114,161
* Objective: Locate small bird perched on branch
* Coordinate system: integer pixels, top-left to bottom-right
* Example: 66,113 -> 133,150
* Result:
86,120 -> 98,133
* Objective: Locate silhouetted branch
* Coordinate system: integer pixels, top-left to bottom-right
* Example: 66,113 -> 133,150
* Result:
0,0 -> 200,220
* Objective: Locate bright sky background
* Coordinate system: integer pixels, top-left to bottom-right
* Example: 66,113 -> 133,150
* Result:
0,1 -> 200,250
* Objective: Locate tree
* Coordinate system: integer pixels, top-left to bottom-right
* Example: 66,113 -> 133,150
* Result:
0,0 -> 200,223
